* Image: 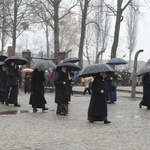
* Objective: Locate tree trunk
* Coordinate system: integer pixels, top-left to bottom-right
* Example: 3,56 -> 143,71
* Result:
12,0 -> 17,56
78,0 -> 89,68
111,0 -> 122,58
53,1 -> 60,60
45,24 -> 50,59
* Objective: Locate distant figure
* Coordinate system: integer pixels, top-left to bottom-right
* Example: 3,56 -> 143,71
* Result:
0,63 -> 7,104
88,72 -> 111,124
139,72 -> 150,109
83,77 -> 93,95
24,73 -> 31,94
29,68 -> 48,112
105,72 -> 118,104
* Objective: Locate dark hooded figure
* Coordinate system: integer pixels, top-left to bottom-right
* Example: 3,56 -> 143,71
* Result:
6,61 -> 20,107
54,67 -> 71,115
139,72 -> 150,109
88,72 -> 111,124
0,63 -> 7,104
29,68 -> 48,112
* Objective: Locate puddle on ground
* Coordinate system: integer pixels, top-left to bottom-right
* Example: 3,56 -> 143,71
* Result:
0,109 -> 55,115
0,110 -> 29,115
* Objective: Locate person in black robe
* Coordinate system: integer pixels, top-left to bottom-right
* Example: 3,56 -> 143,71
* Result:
54,67 -> 71,115
6,61 -> 20,107
139,72 -> 150,109
0,63 -> 7,104
88,72 -> 111,124
29,68 -> 48,112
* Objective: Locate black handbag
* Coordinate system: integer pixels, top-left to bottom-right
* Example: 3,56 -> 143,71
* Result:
111,80 -> 117,88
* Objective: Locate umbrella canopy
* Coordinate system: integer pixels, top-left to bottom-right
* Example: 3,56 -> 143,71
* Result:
4,56 -> 28,65
137,66 -> 150,76
0,55 -> 8,62
33,60 -> 56,70
55,62 -> 81,72
22,68 -> 34,73
78,64 -> 115,78
106,58 -> 127,65
61,57 -> 80,63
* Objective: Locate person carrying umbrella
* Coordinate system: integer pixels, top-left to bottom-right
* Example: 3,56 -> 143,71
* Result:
87,72 -> 111,124
0,63 -> 7,104
5,61 -> 21,107
29,67 -> 48,112
54,67 -> 72,115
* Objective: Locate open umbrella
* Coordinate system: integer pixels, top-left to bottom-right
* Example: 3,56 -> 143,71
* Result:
22,68 -> 34,73
55,62 -> 81,72
0,55 -> 8,62
62,57 -> 80,63
4,56 -> 28,65
78,64 -> 114,78
33,60 -> 56,70
106,58 -> 127,65
137,66 -> 150,76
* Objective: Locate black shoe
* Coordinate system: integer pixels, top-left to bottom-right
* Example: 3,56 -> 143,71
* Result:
107,102 -> 112,104
42,107 -> 49,111
104,120 -> 111,124
33,108 -> 38,112
14,104 -> 21,107
5,102 -> 9,106
147,107 -> 150,110
89,120 -> 94,123
139,103 -> 142,109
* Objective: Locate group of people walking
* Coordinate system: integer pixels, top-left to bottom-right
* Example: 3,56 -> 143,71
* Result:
0,61 -> 21,107
1,59 -> 149,125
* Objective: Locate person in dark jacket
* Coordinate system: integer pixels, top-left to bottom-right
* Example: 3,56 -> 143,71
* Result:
88,72 -> 111,124
105,72 -> 118,104
54,67 -> 71,115
139,72 -> 150,109
24,73 -> 31,94
29,68 -> 48,112
6,61 -> 20,107
0,63 -> 7,104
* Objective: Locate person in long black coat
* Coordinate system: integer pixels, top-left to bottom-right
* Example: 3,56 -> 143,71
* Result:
6,61 -> 20,107
54,67 -> 71,115
0,63 -> 7,104
139,72 -> 150,109
88,72 -> 111,124
29,68 -> 48,112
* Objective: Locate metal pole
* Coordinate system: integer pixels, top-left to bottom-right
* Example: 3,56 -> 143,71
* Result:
131,49 -> 144,98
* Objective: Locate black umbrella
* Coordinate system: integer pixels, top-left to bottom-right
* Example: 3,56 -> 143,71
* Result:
137,66 -> 150,76
0,55 -> 8,62
78,64 -> 114,78
55,62 -> 81,72
34,60 -> 56,70
4,56 -> 28,65
62,57 -> 80,63
106,58 -> 127,65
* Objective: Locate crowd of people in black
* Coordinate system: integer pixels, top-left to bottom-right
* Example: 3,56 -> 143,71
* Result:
0,60 -> 149,125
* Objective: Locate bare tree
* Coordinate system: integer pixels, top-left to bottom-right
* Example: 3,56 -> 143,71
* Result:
126,0 -> 139,67
78,0 -> 91,68
29,0 -> 79,60
110,0 -> 132,58
94,0 -> 110,63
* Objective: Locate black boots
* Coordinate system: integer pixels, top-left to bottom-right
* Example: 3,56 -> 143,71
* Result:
104,120 -> 111,124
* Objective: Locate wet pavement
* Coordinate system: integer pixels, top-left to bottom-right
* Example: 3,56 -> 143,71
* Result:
0,86 -> 150,150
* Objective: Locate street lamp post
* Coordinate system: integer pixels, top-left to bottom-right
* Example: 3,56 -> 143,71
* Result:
131,49 -> 144,98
